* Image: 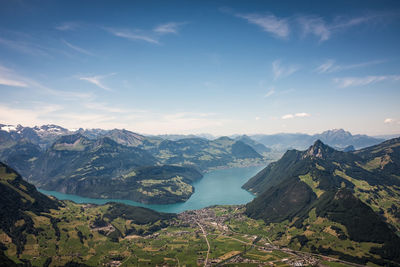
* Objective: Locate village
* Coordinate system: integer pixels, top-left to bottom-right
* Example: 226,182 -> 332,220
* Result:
174,206 -> 322,267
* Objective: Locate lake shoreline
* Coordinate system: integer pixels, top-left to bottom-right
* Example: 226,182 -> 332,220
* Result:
39,165 -> 264,213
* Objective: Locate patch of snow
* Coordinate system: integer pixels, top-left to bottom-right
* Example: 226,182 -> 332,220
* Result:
0,125 -> 17,132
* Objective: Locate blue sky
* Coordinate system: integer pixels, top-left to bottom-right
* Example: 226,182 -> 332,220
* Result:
0,0 -> 399,135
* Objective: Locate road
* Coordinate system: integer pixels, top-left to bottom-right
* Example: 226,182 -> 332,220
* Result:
196,221 -> 210,267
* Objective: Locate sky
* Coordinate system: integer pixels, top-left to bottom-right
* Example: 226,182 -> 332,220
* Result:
0,0 -> 400,136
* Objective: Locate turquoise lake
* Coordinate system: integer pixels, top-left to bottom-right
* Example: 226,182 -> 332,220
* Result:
38,165 -> 264,214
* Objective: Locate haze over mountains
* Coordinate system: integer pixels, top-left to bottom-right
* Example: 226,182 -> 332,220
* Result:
1,123 -> 391,150
0,122 -> 396,207
0,123 -> 266,204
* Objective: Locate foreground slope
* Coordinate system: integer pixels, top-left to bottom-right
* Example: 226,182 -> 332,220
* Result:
0,162 -> 178,266
243,139 -> 400,265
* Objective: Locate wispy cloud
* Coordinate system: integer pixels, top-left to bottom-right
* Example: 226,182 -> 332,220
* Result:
1,64 -> 93,99
316,59 -> 385,73
55,22 -> 80,31
62,39 -> 93,56
330,14 -> 381,30
104,27 -> 159,44
0,104 -> 63,127
235,13 -> 289,38
79,74 -> 115,91
272,60 -> 299,80
0,65 -> 28,87
105,22 -> 185,45
384,118 -> 395,124
334,75 -> 400,88
282,112 -> 311,119
264,87 -> 275,98
154,22 -> 183,35
227,8 -> 394,43
0,77 -> 28,87
297,16 -> 330,42
0,37 -> 49,57
298,13 -> 390,42
83,102 -> 146,114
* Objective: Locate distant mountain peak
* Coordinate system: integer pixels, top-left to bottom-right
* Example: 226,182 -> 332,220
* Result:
303,139 -> 333,159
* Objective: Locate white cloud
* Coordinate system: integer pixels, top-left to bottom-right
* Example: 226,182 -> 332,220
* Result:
264,87 -> 275,98
55,22 -> 79,31
282,114 -> 294,119
298,13 -> 389,42
0,77 -> 28,87
79,74 -> 115,91
62,39 -> 93,56
295,112 -> 310,118
0,64 -> 93,99
331,15 -> 380,30
384,118 -> 394,124
0,65 -> 29,87
298,16 -> 330,42
0,37 -> 49,56
235,13 -> 289,38
316,59 -> 385,73
154,22 -> 182,34
315,59 -> 336,73
282,113 -> 311,119
334,75 -> 400,88
255,117 -> 260,121
272,60 -> 299,80
105,28 -> 159,44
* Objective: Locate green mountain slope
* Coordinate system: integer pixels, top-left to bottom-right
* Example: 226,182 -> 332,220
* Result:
243,139 -> 400,265
140,136 -> 264,171
234,134 -> 271,155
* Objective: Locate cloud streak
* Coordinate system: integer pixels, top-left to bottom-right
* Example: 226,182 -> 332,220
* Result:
236,13 -> 289,38
298,16 -> 330,42
272,60 -> 299,80
62,39 -> 93,56
264,87 -> 275,98
298,13 -> 390,42
316,59 -> 385,73
334,75 -> 400,88
0,66 -> 28,87
227,7 -> 392,43
282,112 -> 311,119
55,22 -> 80,31
105,28 -> 160,44
79,74 -> 114,91
105,22 -> 185,45
154,22 -> 183,34
0,37 -> 49,57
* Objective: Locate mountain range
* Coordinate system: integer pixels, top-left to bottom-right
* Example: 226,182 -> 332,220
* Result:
0,124 -> 264,204
250,128 -> 388,151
